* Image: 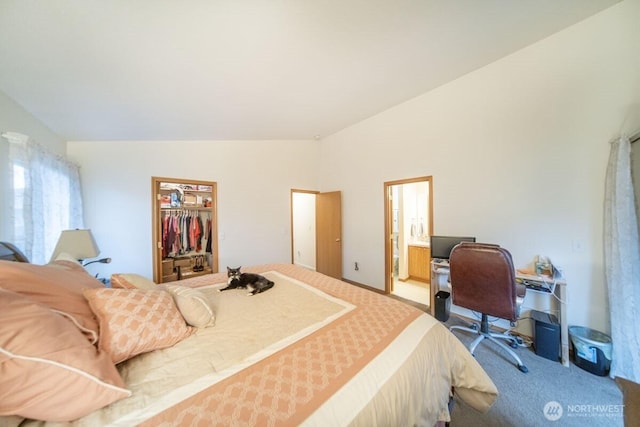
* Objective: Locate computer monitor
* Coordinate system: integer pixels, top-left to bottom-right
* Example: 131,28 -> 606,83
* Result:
430,235 -> 476,260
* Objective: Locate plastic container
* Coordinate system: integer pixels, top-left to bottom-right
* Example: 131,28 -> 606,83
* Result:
569,326 -> 612,376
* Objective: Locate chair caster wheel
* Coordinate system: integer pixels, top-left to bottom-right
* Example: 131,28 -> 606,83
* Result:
509,336 -> 523,348
518,365 -> 529,373
470,323 -> 479,331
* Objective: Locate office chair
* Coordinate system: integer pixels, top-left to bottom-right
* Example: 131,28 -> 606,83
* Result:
0,242 -> 30,263
448,242 -> 528,373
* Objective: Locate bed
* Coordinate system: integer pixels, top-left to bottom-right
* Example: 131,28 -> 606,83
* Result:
0,260 -> 498,426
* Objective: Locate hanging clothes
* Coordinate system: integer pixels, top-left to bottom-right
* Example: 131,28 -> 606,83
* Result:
162,209 -> 209,258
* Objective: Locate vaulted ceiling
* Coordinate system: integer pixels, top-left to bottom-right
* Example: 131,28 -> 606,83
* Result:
0,0 -> 620,141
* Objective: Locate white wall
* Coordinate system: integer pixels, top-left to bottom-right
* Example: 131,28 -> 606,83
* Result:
318,0 -> 640,333
3,1 -> 637,336
0,92 -> 67,241
67,140 -> 319,278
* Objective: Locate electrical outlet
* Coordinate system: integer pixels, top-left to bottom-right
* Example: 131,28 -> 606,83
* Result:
354,262 -> 359,271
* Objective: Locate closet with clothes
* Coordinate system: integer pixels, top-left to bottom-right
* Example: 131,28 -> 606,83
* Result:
151,177 -> 218,283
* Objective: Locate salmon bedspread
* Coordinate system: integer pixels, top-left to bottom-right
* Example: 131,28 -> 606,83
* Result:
23,263 -> 497,426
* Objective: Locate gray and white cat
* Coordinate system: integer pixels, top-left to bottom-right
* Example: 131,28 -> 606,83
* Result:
219,266 -> 275,296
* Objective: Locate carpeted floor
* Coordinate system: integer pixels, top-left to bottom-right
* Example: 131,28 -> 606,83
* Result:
445,315 -> 623,426
387,294 -> 623,426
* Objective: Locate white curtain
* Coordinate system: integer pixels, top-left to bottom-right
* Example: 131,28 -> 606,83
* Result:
604,134 -> 640,383
3,132 -> 84,264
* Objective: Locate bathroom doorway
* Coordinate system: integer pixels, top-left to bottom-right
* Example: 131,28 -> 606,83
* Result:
384,177 -> 433,307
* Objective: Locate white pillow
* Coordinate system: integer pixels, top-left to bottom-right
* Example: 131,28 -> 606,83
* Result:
110,273 -> 157,290
161,284 -> 215,328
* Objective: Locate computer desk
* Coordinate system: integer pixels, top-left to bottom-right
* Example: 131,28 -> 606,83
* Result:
430,259 -> 569,367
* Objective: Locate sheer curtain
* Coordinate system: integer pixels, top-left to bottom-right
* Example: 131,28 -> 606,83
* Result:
604,134 -> 640,383
3,132 -> 84,264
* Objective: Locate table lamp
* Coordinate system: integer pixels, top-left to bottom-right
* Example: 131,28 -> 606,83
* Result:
50,229 -> 109,265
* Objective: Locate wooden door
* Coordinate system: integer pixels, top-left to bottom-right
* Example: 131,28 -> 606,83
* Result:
316,191 -> 342,279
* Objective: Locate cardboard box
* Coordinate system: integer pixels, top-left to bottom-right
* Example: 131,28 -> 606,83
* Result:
162,259 -> 174,275
183,194 -> 197,206
174,257 -> 192,268
162,273 -> 178,283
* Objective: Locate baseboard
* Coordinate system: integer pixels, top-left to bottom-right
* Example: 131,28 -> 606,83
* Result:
341,277 -> 386,294
293,261 -> 315,270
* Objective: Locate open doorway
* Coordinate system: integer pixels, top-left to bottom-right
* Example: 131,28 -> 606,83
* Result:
290,189 -> 343,279
291,190 -> 317,270
384,177 -> 433,308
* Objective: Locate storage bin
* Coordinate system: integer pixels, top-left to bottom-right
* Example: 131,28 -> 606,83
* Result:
569,326 -> 612,376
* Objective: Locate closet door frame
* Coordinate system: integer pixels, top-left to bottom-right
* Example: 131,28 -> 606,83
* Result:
151,176 -> 218,283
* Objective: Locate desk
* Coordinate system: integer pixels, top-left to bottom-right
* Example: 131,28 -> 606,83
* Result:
430,259 -> 569,367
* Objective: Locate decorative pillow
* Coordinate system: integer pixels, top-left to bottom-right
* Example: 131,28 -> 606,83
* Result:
162,284 -> 215,328
84,288 -> 195,364
0,290 -> 130,422
0,261 -> 103,344
110,273 -> 157,290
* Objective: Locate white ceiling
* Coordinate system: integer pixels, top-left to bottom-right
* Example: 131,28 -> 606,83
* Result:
0,0 -> 620,141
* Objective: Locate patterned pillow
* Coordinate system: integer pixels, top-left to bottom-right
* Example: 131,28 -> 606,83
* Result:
0,261 -> 103,344
84,288 -> 195,364
162,284 -> 215,328
0,289 -> 130,421
110,273 -> 157,290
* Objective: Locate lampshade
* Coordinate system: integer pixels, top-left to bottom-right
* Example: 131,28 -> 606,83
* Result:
50,229 -> 100,262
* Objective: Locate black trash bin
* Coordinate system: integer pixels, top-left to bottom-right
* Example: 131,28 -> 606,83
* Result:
434,291 -> 451,322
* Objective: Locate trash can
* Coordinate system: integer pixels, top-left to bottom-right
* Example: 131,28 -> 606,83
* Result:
434,291 -> 451,322
569,326 -> 612,376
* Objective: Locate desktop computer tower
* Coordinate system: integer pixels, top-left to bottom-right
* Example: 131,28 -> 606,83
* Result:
531,310 -> 560,362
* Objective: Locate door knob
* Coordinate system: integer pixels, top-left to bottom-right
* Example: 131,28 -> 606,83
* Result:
336,238 -> 341,242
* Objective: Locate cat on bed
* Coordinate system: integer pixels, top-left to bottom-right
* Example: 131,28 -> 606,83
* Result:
219,266 -> 275,296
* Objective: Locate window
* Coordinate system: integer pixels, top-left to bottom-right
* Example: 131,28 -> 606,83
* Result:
3,132 -> 84,264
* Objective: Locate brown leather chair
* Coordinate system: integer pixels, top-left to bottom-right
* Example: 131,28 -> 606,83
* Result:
448,242 -> 528,373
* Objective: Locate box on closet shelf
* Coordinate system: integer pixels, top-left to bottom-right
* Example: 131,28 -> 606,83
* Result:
162,259 -> 175,276
174,257 -> 191,268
